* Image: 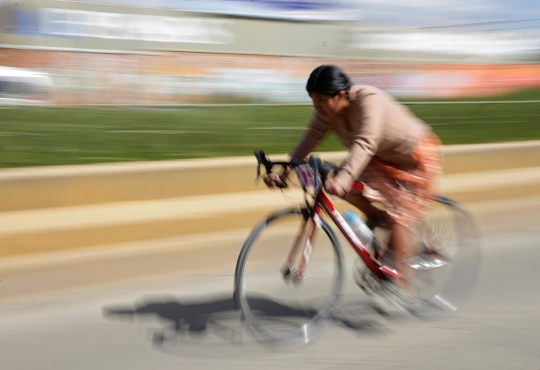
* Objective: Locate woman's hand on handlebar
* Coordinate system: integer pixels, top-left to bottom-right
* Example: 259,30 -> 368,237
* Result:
324,178 -> 347,197
264,173 -> 287,188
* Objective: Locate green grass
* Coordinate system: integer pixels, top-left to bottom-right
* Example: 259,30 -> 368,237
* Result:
0,88 -> 539,168
403,87 -> 540,145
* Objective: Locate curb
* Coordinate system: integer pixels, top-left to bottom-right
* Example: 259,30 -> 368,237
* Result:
0,140 -> 539,212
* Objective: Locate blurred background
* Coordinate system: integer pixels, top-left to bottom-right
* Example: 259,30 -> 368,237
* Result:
1,0 -> 540,106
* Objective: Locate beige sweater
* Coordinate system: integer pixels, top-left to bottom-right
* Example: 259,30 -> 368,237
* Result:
290,85 -> 431,191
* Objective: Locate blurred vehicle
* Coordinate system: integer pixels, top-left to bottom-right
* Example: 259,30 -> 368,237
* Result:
0,66 -> 55,106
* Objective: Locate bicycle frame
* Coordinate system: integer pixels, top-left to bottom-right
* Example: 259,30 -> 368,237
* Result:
287,183 -> 402,283
253,150 -> 402,284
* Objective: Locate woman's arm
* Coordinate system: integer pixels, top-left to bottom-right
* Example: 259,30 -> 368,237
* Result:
264,113 -> 329,188
333,91 -> 385,192
290,113 -> 330,161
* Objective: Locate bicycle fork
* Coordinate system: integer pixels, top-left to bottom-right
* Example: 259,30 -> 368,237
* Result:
281,207 -> 321,283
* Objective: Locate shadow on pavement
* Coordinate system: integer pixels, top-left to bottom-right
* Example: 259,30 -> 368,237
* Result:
103,293 -> 385,356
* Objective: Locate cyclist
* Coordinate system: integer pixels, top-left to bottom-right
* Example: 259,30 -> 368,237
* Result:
264,65 -> 442,310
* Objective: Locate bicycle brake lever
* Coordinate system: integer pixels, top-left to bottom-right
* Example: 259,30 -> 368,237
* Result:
319,162 -> 339,185
308,155 -> 321,192
254,149 -> 273,183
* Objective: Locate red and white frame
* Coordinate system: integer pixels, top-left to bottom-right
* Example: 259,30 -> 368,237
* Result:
286,183 -> 402,282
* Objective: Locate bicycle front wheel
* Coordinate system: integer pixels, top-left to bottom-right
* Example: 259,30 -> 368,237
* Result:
234,207 -> 344,347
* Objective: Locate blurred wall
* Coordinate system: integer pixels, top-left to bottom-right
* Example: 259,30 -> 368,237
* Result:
1,0 -> 539,104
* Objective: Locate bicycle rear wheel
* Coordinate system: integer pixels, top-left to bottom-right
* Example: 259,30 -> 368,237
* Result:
234,207 -> 344,347
407,195 -> 481,318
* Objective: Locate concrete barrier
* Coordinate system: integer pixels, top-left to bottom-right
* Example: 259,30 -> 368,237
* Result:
0,140 -> 539,259
1,140 -> 539,212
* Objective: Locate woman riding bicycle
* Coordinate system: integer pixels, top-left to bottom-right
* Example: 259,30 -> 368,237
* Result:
264,65 -> 442,297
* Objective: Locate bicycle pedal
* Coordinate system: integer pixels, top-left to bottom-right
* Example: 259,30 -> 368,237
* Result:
404,253 -> 448,271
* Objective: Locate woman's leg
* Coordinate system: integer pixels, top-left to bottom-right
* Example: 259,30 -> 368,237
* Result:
345,193 -> 417,294
387,222 -> 417,295
343,193 -> 390,227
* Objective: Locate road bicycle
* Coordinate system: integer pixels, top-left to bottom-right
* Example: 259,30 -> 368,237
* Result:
234,150 -> 481,347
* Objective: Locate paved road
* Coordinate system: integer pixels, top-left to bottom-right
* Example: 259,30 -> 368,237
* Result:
0,196 -> 539,370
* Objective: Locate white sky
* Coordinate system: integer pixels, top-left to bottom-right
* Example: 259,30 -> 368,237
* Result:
354,0 -> 540,31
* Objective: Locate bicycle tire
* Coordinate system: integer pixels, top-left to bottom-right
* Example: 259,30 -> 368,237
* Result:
234,207 -> 344,347
406,195 -> 482,318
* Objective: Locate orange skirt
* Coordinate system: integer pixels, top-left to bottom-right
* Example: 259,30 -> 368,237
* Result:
356,133 -> 442,226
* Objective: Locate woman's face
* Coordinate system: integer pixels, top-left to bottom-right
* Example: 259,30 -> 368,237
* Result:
310,92 -> 346,117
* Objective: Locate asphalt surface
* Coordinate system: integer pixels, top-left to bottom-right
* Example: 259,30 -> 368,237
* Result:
0,196 -> 539,369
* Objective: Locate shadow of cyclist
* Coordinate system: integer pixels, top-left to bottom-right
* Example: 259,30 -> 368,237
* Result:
103,293 -> 385,354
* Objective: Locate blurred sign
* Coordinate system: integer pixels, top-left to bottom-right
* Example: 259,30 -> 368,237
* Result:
1,2 -> 344,57
40,8 -> 235,44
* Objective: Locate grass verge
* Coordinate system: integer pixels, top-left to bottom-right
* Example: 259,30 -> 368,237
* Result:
1,88 -> 539,168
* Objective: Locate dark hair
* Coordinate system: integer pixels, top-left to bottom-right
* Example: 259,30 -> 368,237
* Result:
306,65 -> 351,96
